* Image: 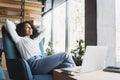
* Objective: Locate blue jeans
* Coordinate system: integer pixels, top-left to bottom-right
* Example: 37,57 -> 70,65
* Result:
27,52 -> 76,74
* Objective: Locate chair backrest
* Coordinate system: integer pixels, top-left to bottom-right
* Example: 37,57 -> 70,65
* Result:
2,26 -> 21,59
39,38 -> 46,57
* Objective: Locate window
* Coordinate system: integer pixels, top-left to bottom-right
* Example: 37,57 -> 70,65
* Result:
53,3 -> 66,53
42,12 -> 51,50
43,0 -> 85,53
68,0 -> 85,52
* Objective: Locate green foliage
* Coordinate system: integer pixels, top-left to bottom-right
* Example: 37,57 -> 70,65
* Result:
46,41 -> 55,56
71,39 -> 85,66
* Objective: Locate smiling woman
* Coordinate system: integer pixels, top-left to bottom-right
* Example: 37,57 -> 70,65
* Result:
4,19 -> 76,75
24,23 -> 33,36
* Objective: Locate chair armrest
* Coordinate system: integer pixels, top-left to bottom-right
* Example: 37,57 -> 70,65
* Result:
39,40 -> 46,57
6,58 -> 33,80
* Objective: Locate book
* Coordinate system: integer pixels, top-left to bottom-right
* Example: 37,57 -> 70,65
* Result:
103,66 -> 120,73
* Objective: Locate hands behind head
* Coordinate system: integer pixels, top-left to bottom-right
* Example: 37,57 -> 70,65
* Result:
38,27 -> 46,33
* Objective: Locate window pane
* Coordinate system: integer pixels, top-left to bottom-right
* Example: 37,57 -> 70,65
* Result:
68,0 -> 85,52
43,12 -> 51,51
53,3 -> 66,53
42,0 -> 85,54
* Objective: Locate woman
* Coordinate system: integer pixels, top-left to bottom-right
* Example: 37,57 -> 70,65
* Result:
4,19 -> 76,75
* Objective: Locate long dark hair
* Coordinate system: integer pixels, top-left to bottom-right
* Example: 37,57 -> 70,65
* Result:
16,21 -> 39,39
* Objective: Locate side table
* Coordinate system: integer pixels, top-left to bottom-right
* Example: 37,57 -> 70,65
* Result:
53,69 -> 120,80
53,69 -> 78,80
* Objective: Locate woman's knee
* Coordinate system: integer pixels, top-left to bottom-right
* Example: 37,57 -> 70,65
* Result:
61,52 -> 72,59
60,52 -> 67,56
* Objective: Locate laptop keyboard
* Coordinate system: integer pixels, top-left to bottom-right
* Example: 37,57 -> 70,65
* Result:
61,66 -> 81,73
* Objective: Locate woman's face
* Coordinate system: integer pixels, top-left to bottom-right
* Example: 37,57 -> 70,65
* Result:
24,23 -> 33,37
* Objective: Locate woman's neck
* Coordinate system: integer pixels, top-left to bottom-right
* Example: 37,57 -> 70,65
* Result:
25,36 -> 30,38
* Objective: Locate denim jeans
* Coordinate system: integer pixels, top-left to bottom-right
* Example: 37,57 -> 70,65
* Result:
27,52 -> 76,74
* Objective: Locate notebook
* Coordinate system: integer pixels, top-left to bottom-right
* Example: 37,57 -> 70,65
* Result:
61,46 -> 108,75
103,66 -> 120,73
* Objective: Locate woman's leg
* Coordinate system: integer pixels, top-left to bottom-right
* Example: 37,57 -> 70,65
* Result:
28,52 -> 76,74
55,52 -> 76,68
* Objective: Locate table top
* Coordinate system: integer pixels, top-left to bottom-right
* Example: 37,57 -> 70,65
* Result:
54,69 -> 120,80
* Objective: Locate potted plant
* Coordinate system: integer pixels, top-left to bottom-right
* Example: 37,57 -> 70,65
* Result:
71,39 -> 85,66
46,41 -> 55,56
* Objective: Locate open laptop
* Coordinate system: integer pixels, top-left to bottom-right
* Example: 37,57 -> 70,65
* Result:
61,46 -> 108,75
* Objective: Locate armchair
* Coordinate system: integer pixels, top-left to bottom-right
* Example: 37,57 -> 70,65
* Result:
2,26 -> 53,80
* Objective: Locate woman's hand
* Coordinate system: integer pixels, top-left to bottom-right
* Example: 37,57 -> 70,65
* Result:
38,27 -> 46,33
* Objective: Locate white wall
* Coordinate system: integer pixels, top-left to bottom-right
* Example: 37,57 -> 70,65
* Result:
97,0 -> 116,66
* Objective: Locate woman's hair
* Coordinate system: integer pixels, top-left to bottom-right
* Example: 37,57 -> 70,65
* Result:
16,21 -> 39,39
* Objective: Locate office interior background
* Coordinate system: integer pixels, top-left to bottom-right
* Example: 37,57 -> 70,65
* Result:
0,0 -> 120,73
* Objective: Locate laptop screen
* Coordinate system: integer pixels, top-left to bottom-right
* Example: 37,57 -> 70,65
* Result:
81,46 -> 108,73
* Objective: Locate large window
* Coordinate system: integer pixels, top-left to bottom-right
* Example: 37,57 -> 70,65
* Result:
42,12 -> 51,50
43,0 -> 85,53
53,3 -> 66,53
68,0 -> 85,52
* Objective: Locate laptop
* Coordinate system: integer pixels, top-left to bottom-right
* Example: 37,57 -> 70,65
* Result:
61,46 -> 108,75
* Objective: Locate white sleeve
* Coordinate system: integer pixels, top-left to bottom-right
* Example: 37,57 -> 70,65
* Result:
4,19 -> 21,43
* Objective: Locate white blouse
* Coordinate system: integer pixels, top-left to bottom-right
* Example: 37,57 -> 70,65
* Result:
4,19 -> 45,60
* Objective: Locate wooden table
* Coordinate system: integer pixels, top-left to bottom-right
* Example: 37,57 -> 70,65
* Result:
53,69 -> 120,80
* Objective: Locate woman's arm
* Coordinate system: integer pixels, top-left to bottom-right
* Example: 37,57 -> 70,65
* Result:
4,19 -> 21,43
